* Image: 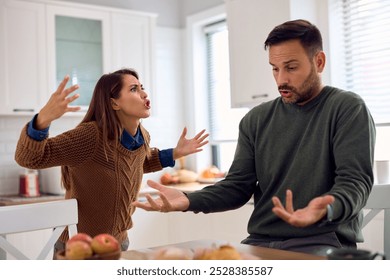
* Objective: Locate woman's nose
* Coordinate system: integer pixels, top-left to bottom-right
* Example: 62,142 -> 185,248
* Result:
141,89 -> 148,98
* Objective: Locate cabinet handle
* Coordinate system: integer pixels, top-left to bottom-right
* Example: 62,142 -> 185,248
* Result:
13,109 -> 34,112
252,94 -> 269,99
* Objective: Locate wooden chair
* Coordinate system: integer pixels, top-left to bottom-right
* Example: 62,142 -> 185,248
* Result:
0,199 -> 78,260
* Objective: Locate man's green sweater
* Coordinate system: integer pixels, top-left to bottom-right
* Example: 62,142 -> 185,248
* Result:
188,86 -> 375,244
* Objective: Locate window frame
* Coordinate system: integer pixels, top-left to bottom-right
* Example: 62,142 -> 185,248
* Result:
185,5 -> 226,172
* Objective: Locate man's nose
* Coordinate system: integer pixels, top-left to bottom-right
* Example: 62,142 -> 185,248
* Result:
275,70 -> 289,85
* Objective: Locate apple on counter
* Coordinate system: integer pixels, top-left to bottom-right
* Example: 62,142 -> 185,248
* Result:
62,232 -> 120,260
66,240 -> 93,260
67,232 -> 93,245
91,233 -> 120,254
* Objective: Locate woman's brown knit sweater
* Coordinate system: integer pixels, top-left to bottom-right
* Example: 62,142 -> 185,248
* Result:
15,121 -> 162,244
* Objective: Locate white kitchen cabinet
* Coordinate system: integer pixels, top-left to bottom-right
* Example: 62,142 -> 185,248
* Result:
127,203 -> 253,250
46,3 -> 111,109
225,0 -> 289,108
0,0 -> 156,115
111,12 -> 156,97
127,210 -> 171,250
225,0 -> 322,108
46,2 -> 156,111
0,0 -> 48,115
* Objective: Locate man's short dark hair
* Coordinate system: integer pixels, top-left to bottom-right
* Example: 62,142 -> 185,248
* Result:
264,19 -> 323,58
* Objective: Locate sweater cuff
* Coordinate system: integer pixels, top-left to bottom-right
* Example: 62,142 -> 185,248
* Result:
186,191 -> 209,214
19,124 -> 47,153
330,198 -> 343,221
144,148 -> 163,172
27,114 -> 49,141
159,148 -> 175,168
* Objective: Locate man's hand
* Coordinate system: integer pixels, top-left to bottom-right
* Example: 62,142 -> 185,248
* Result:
272,189 -> 335,227
132,180 -> 190,212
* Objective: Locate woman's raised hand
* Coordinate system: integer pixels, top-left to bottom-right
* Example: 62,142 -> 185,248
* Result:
173,127 -> 209,160
35,75 -> 81,129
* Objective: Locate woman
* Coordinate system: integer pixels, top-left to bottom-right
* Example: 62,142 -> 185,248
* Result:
15,68 -> 208,253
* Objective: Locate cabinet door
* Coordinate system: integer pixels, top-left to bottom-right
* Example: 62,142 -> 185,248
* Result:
111,12 -> 156,99
226,0 -> 291,108
127,210 -> 171,250
0,0 -> 47,115
46,4 -> 111,110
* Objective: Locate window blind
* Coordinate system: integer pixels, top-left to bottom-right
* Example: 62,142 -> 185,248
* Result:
330,0 -> 390,123
204,21 -> 248,142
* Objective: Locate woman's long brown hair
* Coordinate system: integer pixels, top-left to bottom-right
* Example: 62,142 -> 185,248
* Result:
82,68 -> 140,148
62,68 -> 148,189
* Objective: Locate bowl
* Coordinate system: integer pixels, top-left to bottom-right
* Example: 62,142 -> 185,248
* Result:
55,249 -> 121,260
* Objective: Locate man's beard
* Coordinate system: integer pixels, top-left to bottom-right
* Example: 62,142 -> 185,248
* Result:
279,65 -> 321,105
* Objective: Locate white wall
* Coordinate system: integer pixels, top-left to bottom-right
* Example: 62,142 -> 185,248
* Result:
142,27 -> 186,182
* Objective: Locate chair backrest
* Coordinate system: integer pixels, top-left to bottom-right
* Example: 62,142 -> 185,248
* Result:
0,199 -> 78,260
362,184 -> 390,259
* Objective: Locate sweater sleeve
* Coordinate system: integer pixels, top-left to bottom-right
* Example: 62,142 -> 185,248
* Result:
187,114 -> 257,213
138,125 -> 163,173
327,95 -> 376,223
15,122 -> 99,169
143,148 -> 163,173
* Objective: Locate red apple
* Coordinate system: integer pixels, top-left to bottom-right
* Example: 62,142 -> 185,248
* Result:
160,173 -> 179,185
65,240 -> 93,260
160,173 -> 173,185
67,233 -> 93,246
91,233 -> 120,254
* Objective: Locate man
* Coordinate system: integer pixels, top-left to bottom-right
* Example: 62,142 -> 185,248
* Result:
133,19 -> 376,255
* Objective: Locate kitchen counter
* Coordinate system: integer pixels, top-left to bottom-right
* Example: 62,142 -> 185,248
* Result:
138,181 -> 210,197
0,182 -> 211,207
121,239 -> 325,260
0,194 -> 64,206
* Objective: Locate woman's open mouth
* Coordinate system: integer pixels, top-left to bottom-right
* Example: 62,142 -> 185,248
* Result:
145,99 -> 151,109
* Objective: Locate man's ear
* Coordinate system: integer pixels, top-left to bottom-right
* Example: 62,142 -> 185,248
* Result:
110,98 -> 120,110
315,51 -> 326,73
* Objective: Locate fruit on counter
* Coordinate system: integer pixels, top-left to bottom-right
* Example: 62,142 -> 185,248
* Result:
194,244 -> 242,260
175,169 -> 198,183
149,247 -> 193,260
65,240 -> 94,260
63,232 -> 120,259
160,172 -> 179,185
147,244 -> 259,260
160,169 -> 198,184
201,165 -> 226,179
91,233 -> 120,254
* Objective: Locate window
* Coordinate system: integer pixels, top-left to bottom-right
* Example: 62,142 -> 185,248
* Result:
329,0 -> 390,123
204,21 -> 248,172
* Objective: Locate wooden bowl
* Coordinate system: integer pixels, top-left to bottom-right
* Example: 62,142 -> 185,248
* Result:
55,249 -> 121,260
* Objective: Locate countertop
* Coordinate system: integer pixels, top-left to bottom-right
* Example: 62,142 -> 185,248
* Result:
121,239 -> 326,260
0,194 -> 65,206
0,182 -> 211,207
138,182 -> 210,197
